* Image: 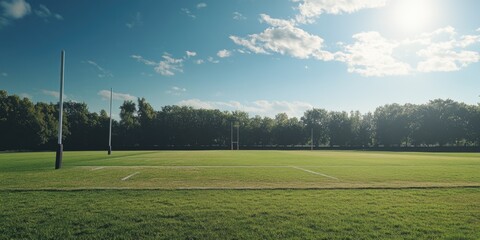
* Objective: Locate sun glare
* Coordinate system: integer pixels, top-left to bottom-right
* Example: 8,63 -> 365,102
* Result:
391,0 -> 435,33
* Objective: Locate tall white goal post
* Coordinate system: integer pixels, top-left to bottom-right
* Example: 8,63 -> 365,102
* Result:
55,50 -> 65,169
231,121 -> 239,150
311,127 -> 314,151
108,88 -> 113,155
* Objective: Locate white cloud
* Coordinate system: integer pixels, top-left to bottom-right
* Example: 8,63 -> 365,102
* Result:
230,35 -> 268,54
294,0 -> 387,24
197,3 -> 207,9
177,99 -> 313,118
0,17 -> 8,27
403,26 -> 457,46
1,0 -> 31,19
157,55 -> 184,76
186,51 -> 197,58
217,49 -> 231,58
141,72 -> 153,77
336,31 -> 411,77
232,17 -> 480,77
126,12 -> 142,29
131,54 -> 184,76
98,90 -> 136,101
1,72 -> 6,77
166,86 -> 187,96
228,1 -> 389,75
417,56 -> 461,72
86,60 -> 113,78
0,0 -> 31,27
417,47 -> 479,73
195,59 -> 205,64
458,35 -> 480,48
178,99 -> 214,109
236,49 -> 248,54
260,14 -> 295,28
251,100 -> 314,117
207,56 -> 219,64
172,86 -> 186,92
34,4 -> 63,21
42,89 -> 67,100
181,8 -> 195,19
19,93 -> 31,99
34,4 -> 49,17
230,14 -> 333,60
336,26 -> 480,75
233,11 -> 246,20
131,54 -> 156,66
414,26 -> 480,72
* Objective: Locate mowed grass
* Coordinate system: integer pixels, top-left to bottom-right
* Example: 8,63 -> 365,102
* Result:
1,151 -> 479,239
0,150 -> 479,189
1,189 -> 479,239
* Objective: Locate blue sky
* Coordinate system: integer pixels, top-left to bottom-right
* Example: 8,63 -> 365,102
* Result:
1,0 -> 479,118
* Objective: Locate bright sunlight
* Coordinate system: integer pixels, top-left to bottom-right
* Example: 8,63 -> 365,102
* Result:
391,0 -> 435,33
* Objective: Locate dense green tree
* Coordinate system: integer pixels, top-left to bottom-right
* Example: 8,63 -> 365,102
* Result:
0,92 -> 43,149
34,102 -> 59,147
301,108 -> 329,146
120,100 -> 138,129
273,113 -> 304,146
1,90 -> 479,150
466,105 -> 480,145
328,111 -> 352,146
374,104 -> 409,147
137,98 -> 156,146
63,102 -> 90,148
409,100 -> 469,146
119,100 -> 139,146
350,111 -> 374,147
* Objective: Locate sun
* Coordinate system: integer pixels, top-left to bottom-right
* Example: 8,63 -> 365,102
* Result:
391,0 -> 435,33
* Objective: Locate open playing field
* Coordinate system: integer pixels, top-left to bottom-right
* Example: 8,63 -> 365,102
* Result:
1,150 -> 479,239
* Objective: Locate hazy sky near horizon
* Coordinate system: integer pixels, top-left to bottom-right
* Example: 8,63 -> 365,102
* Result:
1,0 -> 479,118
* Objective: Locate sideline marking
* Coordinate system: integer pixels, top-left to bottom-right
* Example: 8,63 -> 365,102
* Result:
3,185 -> 479,191
121,172 -> 140,181
81,165 -> 290,169
291,166 -> 338,180
80,164 -> 479,169
92,166 -> 105,171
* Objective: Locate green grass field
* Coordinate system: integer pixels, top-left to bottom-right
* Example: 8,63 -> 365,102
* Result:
1,150 -> 479,239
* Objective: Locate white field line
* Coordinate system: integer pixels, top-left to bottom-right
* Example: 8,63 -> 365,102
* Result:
121,172 -> 140,181
80,165 -> 290,169
3,185 -> 480,191
291,166 -> 338,180
79,165 -> 476,169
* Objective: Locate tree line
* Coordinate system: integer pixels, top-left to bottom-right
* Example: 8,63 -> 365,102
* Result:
1,90 -> 479,151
